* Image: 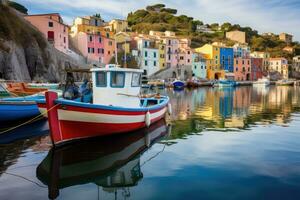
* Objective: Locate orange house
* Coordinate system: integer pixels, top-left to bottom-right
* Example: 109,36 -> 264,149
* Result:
234,58 -> 251,81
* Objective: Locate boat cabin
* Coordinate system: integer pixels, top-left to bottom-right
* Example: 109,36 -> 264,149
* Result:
91,64 -> 143,108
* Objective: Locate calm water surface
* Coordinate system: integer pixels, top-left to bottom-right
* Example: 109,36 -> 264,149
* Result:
1,86 -> 300,200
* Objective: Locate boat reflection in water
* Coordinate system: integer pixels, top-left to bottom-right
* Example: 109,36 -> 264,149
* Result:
36,120 -> 170,199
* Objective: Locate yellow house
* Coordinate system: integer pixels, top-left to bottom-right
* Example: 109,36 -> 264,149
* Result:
109,19 -> 128,33
70,16 -> 114,38
195,44 -> 224,80
114,32 -> 131,53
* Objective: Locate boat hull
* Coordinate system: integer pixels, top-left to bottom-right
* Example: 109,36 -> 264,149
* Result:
172,81 -> 185,89
39,92 -> 169,145
0,101 -> 40,121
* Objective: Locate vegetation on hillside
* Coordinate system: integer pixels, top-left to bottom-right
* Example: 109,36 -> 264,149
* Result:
7,1 -> 28,14
127,4 -> 300,60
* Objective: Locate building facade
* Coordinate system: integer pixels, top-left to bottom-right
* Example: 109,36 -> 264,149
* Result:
279,33 -> 293,44
220,47 -> 234,72
250,51 -> 270,71
292,56 -> 300,72
192,53 -> 207,79
251,58 -> 263,81
108,19 -> 128,33
234,58 -> 251,81
226,31 -> 246,44
269,58 -> 289,79
24,13 -> 69,53
233,44 -> 250,58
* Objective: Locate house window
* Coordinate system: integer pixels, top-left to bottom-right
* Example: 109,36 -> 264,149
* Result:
92,48 -> 95,53
154,61 -> 157,66
132,73 -> 141,87
145,51 -> 148,57
47,31 -> 54,41
242,60 -> 245,65
154,52 -> 157,58
180,56 -> 184,60
63,27 -> 66,32
88,47 -> 91,53
48,22 -> 53,27
145,60 -> 148,66
98,48 -> 100,54
194,66 -> 197,69
95,72 -> 107,87
111,72 -> 125,88
106,33 -> 110,38
168,55 -> 171,60
109,41 -> 113,46
188,59 -> 190,63
236,67 -> 238,71
99,37 -> 102,43
168,40 -> 171,45
102,49 -> 104,54
108,51 -> 110,55
236,60 -> 238,65
89,35 -> 93,42
63,37 -> 66,43
188,51 -> 190,54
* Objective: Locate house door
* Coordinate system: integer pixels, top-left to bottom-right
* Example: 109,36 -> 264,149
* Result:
47,31 -> 54,43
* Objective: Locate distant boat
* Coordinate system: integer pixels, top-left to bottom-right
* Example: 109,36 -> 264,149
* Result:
27,83 -> 59,90
6,82 -> 48,96
0,82 -> 10,97
253,77 -> 270,86
36,119 -> 169,199
148,79 -> 165,89
37,65 -> 170,146
214,80 -> 237,88
172,80 -> 185,89
276,79 -> 294,86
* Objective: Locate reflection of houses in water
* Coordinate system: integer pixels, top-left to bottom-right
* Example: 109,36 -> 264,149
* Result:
36,120 -> 168,199
233,87 -> 251,117
268,86 -> 289,106
219,88 -> 234,118
224,116 -> 245,128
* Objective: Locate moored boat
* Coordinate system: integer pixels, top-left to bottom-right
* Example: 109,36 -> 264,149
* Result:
37,64 -> 171,146
27,83 -> 60,90
214,79 -> 237,88
0,82 -> 10,97
276,79 -> 294,86
172,80 -> 185,89
253,77 -> 270,86
6,82 -> 48,96
148,79 -> 165,89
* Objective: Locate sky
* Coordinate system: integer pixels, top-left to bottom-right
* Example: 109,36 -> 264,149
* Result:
16,0 -> 300,41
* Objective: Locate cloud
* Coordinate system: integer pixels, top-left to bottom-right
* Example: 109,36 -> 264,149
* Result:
16,0 -> 300,41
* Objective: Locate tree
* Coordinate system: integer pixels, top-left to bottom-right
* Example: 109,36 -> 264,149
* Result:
93,13 -> 101,19
8,1 -> 28,14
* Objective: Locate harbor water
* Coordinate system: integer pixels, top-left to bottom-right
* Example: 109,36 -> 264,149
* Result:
1,86 -> 300,200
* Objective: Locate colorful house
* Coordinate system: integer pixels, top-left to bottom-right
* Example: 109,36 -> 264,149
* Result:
164,37 -> 179,68
219,47 -> 234,72
192,52 -> 207,79
134,37 -> 159,76
233,43 -> 250,58
251,58 -> 263,81
269,58 -> 289,79
24,13 -> 69,53
250,51 -> 270,71
71,32 -> 115,64
195,44 -> 224,80
157,41 -> 166,69
115,32 -> 131,54
108,19 -> 128,33
234,58 -> 251,81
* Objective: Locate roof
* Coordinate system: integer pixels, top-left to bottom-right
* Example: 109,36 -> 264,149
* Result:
269,57 -> 287,60
25,13 -> 69,27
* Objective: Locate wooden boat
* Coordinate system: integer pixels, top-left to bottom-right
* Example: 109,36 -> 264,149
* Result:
172,80 -> 185,89
36,119 -> 169,199
0,82 -> 10,97
148,79 -> 165,89
0,95 -> 46,122
253,77 -> 270,86
276,79 -> 294,86
6,82 -> 47,96
37,64 -> 171,146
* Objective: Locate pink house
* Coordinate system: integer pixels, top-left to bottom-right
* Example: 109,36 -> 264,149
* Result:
71,32 -> 115,64
234,58 -> 251,81
178,48 -> 192,66
164,37 -> 179,67
24,13 -> 69,53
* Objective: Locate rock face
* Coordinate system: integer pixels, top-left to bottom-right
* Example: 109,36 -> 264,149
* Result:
0,4 -> 83,82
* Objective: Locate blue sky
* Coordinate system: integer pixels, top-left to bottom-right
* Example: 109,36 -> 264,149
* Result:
16,0 -> 300,41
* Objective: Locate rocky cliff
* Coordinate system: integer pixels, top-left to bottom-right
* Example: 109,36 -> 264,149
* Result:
0,3 -> 82,82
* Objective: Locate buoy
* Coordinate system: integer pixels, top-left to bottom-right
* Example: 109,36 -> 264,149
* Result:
145,111 -> 151,127
167,103 -> 172,115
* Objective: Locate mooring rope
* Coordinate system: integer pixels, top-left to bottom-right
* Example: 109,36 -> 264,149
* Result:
0,103 -> 61,135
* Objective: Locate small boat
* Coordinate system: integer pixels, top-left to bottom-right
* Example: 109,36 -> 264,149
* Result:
148,79 -> 165,89
36,119 -> 169,199
37,64 -> 171,146
172,80 -> 185,89
276,79 -> 294,86
0,94 -> 46,122
253,77 -> 270,86
6,82 -> 48,96
214,79 -> 237,88
27,83 -> 59,90
0,82 -> 10,97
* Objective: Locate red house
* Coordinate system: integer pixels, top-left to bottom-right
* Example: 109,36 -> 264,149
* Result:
251,58 -> 263,81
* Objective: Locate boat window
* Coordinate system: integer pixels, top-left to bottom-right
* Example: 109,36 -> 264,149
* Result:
111,72 -> 125,88
132,73 -> 141,87
95,72 -> 106,87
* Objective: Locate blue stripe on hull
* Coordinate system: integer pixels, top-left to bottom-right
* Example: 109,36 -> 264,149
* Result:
0,103 -> 40,121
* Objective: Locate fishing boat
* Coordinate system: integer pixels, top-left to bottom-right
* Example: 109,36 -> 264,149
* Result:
27,83 -> 59,90
276,79 -> 294,86
213,79 -> 237,88
172,80 -> 185,89
6,82 -> 48,96
37,119 -> 169,199
253,77 -> 270,86
37,64 -> 171,146
0,82 -> 10,97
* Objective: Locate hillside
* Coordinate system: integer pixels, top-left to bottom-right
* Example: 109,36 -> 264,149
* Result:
128,4 -> 300,59
0,2 -> 80,81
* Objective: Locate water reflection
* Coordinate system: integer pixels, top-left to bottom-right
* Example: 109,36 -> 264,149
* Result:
36,120 -> 169,199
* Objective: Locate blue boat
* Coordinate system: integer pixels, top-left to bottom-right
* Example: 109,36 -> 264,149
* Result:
214,80 -> 237,88
172,80 -> 185,89
0,95 -> 45,122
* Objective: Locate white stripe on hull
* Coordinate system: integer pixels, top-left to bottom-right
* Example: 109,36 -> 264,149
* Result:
57,107 -> 167,124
